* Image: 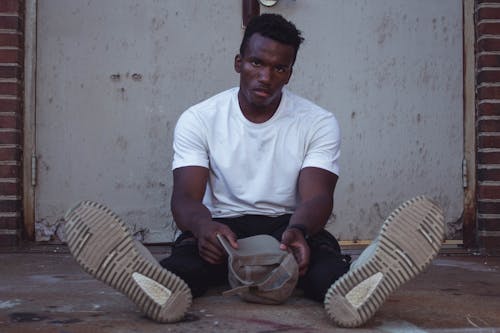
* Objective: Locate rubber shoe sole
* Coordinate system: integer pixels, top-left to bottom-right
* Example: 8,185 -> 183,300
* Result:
324,196 -> 444,327
64,200 -> 192,323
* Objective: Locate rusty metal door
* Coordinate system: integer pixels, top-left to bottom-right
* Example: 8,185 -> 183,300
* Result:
34,1 -> 464,243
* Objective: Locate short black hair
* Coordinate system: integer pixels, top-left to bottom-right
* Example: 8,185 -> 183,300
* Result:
240,14 -> 304,61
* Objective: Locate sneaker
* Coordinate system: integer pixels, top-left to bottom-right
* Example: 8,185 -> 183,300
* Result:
324,196 -> 444,327
64,200 -> 192,323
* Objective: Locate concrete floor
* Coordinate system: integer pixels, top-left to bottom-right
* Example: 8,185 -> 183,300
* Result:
1,245 -> 500,333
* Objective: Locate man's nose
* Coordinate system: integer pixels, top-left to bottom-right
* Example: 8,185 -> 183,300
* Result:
258,67 -> 272,83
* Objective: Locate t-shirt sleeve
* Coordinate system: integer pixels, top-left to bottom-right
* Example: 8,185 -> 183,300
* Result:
301,114 -> 341,176
172,109 -> 209,170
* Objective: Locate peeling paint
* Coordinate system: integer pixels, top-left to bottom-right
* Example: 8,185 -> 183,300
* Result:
0,299 -> 21,309
115,135 -> 128,151
376,14 -> 397,46
35,218 -> 65,242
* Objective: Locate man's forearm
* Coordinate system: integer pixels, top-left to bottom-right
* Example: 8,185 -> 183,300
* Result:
171,196 -> 212,237
288,195 -> 333,236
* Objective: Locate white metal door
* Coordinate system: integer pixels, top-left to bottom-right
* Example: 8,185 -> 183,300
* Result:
34,0 -> 463,243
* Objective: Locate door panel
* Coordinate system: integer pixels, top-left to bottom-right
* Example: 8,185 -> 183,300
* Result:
35,1 -> 463,242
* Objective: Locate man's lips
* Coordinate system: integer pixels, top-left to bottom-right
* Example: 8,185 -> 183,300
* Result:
253,88 -> 272,98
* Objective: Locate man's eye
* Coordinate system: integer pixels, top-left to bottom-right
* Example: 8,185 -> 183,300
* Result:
275,67 -> 286,73
251,60 -> 261,66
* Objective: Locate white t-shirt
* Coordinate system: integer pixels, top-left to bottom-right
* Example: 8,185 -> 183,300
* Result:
172,87 -> 340,218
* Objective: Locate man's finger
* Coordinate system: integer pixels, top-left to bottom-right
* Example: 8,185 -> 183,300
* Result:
201,251 -> 224,264
200,243 -> 225,264
200,240 -> 225,259
298,265 -> 308,276
224,232 -> 239,249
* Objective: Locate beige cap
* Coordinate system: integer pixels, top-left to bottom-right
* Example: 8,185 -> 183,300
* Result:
217,234 -> 299,305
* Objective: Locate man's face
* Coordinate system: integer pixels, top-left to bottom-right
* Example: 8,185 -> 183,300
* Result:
235,33 -> 296,114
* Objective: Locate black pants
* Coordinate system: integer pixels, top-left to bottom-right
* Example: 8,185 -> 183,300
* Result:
160,215 -> 351,302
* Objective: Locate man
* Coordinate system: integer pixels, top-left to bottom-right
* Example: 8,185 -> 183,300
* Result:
160,13 -> 350,302
65,13 -> 444,328
160,13 -> 444,327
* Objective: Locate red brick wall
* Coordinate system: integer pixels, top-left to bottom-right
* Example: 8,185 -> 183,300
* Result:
0,0 -> 23,246
476,0 -> 500,252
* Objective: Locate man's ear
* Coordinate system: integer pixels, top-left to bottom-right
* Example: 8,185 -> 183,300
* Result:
234,54 -> 242,73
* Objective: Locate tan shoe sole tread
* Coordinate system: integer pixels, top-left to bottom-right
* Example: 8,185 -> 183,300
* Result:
64,200 -> 192,323
324,196 -> 445,327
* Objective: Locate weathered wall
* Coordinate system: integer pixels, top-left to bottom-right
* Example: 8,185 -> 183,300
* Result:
3,1 -> 500,252
272,1 -> 464,241
476,0 -> 500,252
32,1 -> 464,243
0,0 -> 23,246
0,1 -> 495,253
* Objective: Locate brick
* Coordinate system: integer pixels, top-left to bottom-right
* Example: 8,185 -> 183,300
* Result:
477,0 -> 500,3
478,201 -> 500,215
478,85 -> 500,100
478,118 -> 500,132
478,102 -> 500,116
478,150 -> 500,164
479,219 -> 500,232
478,7 -> 500,20
477,37 -> 500,52
478,184 -> 500,199
0,81 -> 20,96
0,131 -> 20,145
478,236 -> 500,250
0,199 -> 20,212
0,146 -> 20,160
0,234 -> 18,246
478,168 -> 500,181
0,65 -> 21,79
0,98 -> 20,112
0,215 -> 19,229
0,165 -> 19,177
0,49 -> 22,64
0,16 -> 22,31
478,54 -> 500,68
479,135 -> 500,148
478,21 -> 500,35
477,69 -> 500,84
0,113 -> 20,128
0,181 -> 20,195
0,0 -> 20,13
0,33 -> 21,47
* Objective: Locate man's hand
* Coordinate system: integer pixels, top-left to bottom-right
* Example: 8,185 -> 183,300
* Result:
194,221 -> 238,264
280,227 -> 310,275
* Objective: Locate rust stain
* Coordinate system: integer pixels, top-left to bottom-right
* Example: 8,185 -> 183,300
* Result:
131,73 -> 142,81
115,135 -> 128,151
376,14 -> 397,46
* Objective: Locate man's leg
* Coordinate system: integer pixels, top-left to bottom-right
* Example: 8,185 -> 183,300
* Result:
64,201 -> 192,323
323,196 -> 444,328
160,232 -> 228,298
160,215 -> 293,298
297,230 -> 351,302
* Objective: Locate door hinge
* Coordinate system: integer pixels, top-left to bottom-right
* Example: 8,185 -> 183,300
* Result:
462,158 -> 467,189
31,152 -> 37,187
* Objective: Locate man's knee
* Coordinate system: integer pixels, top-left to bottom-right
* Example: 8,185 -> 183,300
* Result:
299,250 -> 351,302
159,237 -> 226,297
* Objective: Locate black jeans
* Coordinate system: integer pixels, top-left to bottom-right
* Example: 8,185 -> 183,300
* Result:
160,215 -> 351,302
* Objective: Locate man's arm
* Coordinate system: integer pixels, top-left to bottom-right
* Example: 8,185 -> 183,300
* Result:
280,166 -> 338,275
171,166 -> 238,264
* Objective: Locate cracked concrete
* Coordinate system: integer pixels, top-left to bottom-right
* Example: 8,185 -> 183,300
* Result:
0,245 -> 499,333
